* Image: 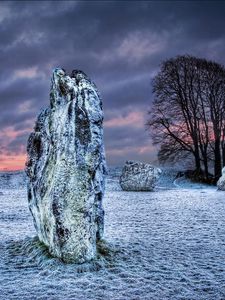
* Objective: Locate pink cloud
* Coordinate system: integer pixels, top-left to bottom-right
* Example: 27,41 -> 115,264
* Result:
14,67 -> 39,79
105,111 -> 145,128
17,100 -> 33,113
106,144 -> 155,157
138,145 -> 155,154
117,31 -> 167,63
93,30 -> 167,65
0,126 -> 29,139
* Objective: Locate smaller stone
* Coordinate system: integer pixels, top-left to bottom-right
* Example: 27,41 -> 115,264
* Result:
119,160 -> 162,191
217,167 -> 225,190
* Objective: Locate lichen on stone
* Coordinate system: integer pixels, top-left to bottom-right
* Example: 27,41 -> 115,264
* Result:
26,68 -> 107,263
119,160 -> 161,191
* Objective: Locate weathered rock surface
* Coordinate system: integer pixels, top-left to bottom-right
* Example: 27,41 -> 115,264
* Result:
26,68 -> 107,263
119,161 -> 161,191
217,167 -> 225,191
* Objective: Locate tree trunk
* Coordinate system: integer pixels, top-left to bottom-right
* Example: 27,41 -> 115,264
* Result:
222,145 -> 225,167
194,150 -> 201,173
203,157 -> 209,180
214,138 -> 222,181
193,135 -> 201,172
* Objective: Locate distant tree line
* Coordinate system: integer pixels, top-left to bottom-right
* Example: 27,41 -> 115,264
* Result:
147,55 -> 225,183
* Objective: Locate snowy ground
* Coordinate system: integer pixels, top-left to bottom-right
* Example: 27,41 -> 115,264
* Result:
1,169 -> 225,299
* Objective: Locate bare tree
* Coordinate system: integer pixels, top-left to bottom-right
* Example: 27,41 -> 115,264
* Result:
147,55 -> 225,182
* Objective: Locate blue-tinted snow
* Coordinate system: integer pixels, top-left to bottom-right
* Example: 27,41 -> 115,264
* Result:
0,169 -> 225,300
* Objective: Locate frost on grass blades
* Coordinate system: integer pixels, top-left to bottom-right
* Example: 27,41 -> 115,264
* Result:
25,68 -> 107,264
1,170 -> 225,299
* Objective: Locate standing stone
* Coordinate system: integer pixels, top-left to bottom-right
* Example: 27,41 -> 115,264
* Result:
120,160 -> 161,191
217,167 -> 225,191
26,68 -> 107,263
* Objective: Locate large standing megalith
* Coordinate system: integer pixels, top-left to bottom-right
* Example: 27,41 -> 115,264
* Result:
26,68 -> 107,263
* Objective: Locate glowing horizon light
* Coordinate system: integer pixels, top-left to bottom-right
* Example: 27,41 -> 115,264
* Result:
0,154 -> 27,171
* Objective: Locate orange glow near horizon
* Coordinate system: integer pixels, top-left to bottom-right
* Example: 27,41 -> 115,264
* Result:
0,126 -> 30,171
0,145 -> 155,171
0,112 -> 151,171
0,154 -> 27,171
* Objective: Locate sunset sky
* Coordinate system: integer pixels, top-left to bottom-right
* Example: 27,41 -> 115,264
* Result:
1,1 -> 225,170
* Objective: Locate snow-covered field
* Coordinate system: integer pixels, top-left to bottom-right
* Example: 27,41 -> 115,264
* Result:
1,169 -> 225,300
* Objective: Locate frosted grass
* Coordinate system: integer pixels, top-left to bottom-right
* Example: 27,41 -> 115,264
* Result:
0,170 -> 225,299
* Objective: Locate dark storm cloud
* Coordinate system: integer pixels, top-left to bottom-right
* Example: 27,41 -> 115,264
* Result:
1,0 -> 225,167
